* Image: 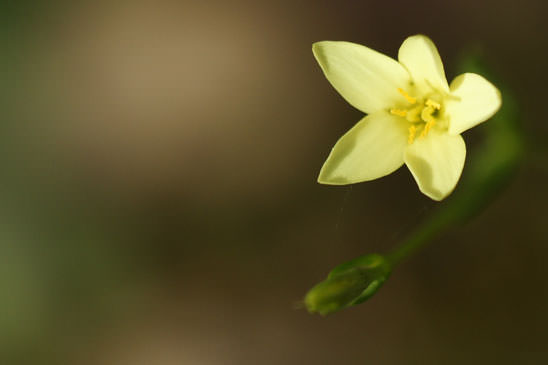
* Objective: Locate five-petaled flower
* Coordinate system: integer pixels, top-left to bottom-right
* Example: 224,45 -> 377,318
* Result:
314,35 -> 501,200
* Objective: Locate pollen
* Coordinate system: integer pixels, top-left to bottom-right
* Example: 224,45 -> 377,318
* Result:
397,88 -> 416,104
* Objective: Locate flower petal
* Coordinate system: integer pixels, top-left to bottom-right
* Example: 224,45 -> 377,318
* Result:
404,130 -> 466,201
398,35 -> 449,93
445,73 -> 502,135
318,112 -> 408,185
313,41 -> 411,114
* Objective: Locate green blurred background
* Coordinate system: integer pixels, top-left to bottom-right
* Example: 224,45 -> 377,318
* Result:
2,0 -> 548,363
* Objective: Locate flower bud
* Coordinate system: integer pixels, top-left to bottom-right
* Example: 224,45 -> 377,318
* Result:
304,254 -> 391,315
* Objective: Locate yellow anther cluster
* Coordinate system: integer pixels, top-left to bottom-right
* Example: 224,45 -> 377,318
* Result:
390,89 -> 442,144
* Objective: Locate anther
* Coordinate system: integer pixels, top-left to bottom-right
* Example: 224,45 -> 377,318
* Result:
408,125 -> 417,144
397,88 -> 416,104
420,120 -> 435,138
390,109 -> 407,117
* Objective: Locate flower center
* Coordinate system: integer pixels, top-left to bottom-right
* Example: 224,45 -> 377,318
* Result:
390,88 -> 442,144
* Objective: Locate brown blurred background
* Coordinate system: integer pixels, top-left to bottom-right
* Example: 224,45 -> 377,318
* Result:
2,0 -> 548,363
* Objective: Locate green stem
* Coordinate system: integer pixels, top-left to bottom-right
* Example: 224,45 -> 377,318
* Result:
387,207 -> 455,266
387,81 -> 523,268
305,56 -> 525,315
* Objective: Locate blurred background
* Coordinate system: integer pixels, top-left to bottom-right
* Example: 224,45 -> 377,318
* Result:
2,0 -> 548,363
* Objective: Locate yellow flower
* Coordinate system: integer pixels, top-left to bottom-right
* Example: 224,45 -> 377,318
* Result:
314,35 -> 501,200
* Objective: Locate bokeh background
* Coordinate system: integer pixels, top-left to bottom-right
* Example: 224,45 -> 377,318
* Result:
2,0 -> 548,363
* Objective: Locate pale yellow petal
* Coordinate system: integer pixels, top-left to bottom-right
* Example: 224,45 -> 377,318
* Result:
398,35 -> 449,93
404,130 -> 466,200
313,41 -> 411,114
445,73 -> 502,135
318,112 -> 408,185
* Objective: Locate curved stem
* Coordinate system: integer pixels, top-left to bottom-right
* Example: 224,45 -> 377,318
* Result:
387,77 -> 523,267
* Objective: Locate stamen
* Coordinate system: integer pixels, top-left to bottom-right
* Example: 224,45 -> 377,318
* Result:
408,125 -> 417,144
390,108 -> 407,117
391,90 -> 443,142
397,88 -> 416,104
420,120 -> 435,138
